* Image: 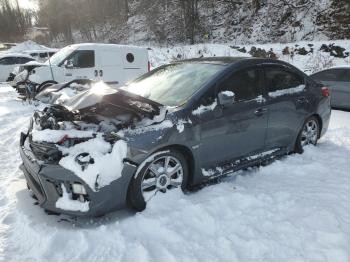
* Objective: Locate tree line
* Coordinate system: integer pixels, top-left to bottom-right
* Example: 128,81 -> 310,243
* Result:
0,0 -> 33,42
0,0 -> 349,45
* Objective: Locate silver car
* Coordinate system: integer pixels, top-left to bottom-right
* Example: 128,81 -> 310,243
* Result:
311,67 -> 350,110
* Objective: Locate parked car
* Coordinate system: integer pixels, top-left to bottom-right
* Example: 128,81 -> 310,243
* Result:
7,49 -> 58,82
310,66 -> 350,110
19,57 -> 331,217
22,49 -> 58,62
0,53 -> 34,82
16,43 -> 150,99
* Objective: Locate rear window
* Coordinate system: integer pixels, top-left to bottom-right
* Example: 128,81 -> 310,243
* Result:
265,66 -> 304,93
312,69 -> 350,82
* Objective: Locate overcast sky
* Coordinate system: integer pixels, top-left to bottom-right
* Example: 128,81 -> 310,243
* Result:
16,0 -> 37,9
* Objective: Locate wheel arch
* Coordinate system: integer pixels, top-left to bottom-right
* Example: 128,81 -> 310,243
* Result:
311,113 -> 323,138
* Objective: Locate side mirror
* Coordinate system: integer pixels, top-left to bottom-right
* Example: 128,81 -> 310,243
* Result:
218,91 -> 235,106
64,60 -> 74,69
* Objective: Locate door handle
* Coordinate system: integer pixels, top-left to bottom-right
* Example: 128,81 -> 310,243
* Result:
297,97 -> 308,103
254,108 -> 268,116
99,70 -> 103,77
65,72 -> 72,76
94,70 -> 98,77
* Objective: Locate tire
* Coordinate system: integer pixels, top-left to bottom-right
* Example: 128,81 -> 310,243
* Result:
128,149 -> 189,212
295,116 -> 320,154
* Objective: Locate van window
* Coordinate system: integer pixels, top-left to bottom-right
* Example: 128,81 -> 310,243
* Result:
67,50 -> 95,68
218,68 -> 261,101
126,53 -> 134,63
265,66 -> 304,93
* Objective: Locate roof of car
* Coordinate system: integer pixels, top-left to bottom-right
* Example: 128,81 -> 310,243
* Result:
329,65 -> 350,69
175,56 -> 286,66
176,56 -> 249,64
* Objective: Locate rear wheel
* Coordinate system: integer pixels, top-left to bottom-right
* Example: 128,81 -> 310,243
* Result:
128,150 -> 189,211
295,116 -> 320,153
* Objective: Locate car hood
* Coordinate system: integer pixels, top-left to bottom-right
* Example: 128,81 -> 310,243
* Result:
62,83 -> 162,118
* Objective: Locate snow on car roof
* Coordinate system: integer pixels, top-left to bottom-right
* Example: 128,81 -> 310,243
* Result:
330,65 -> 350,69
0,52 -> 33,59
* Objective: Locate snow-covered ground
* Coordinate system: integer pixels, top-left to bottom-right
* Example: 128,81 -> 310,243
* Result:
0,82 -> 350,262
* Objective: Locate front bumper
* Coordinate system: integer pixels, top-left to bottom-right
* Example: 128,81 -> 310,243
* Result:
19,132 -> 137,217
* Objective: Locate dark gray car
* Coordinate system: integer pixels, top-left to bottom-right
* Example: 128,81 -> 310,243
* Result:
19,57 -> 331,217
310,67 -> 350,110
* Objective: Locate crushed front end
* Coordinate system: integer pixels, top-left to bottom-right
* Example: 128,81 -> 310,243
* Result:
19,88 -> 164,216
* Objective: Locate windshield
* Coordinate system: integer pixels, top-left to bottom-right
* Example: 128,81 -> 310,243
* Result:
121,63 -> 225,106
45,46 -> 75,66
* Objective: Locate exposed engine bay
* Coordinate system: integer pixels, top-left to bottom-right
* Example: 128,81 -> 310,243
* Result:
28,87 -> 165,164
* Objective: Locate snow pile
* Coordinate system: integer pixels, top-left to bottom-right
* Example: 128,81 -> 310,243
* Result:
59,135 -> 127,191
268,85 -> 306,98
55,185 -> 90,212
5,40 -> 52,53
32,129 -> 94,143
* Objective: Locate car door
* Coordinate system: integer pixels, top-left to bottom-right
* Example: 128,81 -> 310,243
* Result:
263,65 -> 309,151
96,48 -> 122,86
0,57 -> 17,82
62,50 -> 98,82
196,66 -> 268,170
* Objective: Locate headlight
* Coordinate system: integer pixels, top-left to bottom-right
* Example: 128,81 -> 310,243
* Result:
72,183 -> 87,195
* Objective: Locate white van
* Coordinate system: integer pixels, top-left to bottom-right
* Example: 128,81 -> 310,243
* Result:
26,43 -> 150,90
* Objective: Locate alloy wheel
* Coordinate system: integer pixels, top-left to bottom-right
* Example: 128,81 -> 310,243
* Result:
141,156 -> 184,202
300,119 -> 318,147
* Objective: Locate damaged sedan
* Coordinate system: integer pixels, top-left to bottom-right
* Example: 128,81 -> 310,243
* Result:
19,57 -> 331,216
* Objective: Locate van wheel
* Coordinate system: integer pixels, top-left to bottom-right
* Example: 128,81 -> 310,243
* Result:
295,116 -> 320,153
128,150 -> 189,212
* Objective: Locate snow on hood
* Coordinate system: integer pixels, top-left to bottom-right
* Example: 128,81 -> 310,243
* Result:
58,135 -> 127,191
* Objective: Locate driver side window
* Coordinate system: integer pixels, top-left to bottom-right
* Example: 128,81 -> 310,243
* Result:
65,50 -> 95,68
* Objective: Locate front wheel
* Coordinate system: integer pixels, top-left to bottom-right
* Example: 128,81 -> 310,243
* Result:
128,150 -> 189,212
295,116 -> 320,153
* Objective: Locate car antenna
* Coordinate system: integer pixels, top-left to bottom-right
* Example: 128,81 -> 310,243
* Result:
47,51 -> 55,82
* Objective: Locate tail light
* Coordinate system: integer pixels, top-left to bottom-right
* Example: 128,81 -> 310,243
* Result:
148,61 -> 151,72
321,86 -> 330,97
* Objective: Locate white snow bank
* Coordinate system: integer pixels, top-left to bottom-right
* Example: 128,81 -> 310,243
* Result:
268,85 -> 305,98
55,185 -> 89,212
32,129 -> 94,143
59,135 -> 127,191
